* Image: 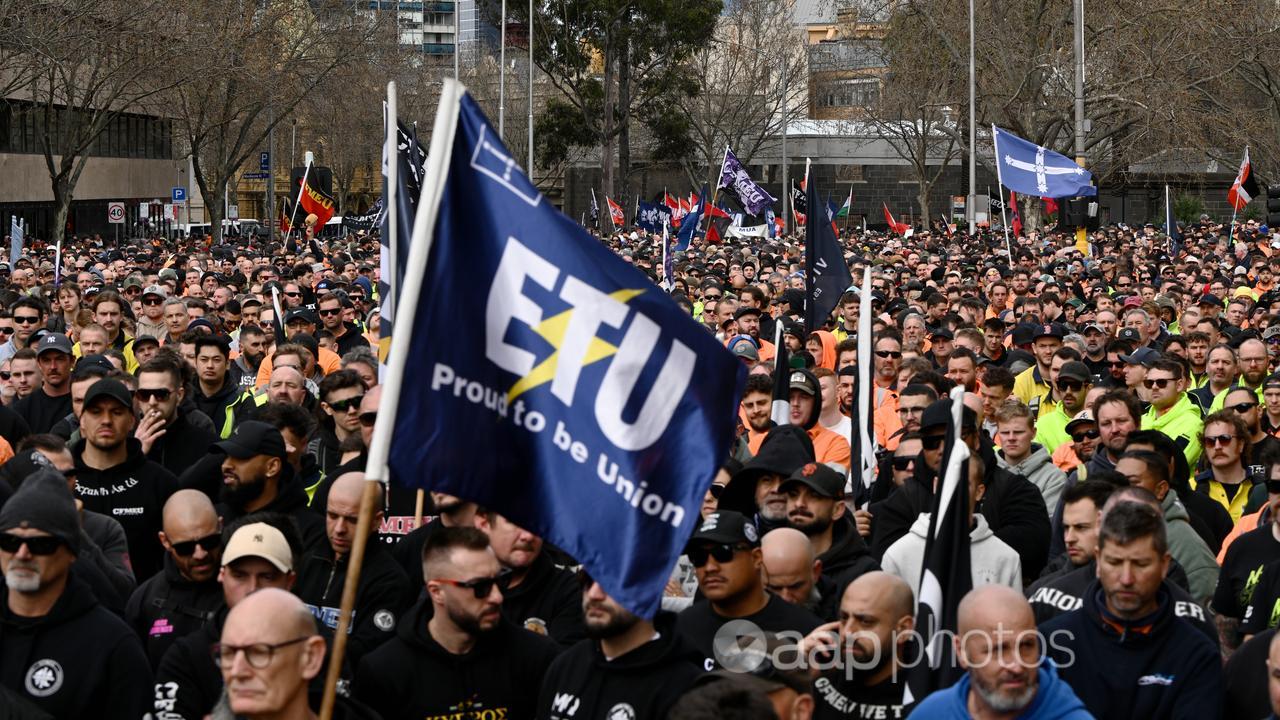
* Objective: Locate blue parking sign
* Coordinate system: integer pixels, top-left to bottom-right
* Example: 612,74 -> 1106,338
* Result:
172,187 -> 187,202
259,152 -> 270,171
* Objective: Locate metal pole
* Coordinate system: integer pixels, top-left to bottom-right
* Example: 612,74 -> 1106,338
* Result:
1073,0 -> 1089,254
967,0 -> 975,234
266,110 -> 276,243
291,119 -> 297,170
781,59 -> 789,236
454,0 -> 460,79
527,0 -> 533,175
499,0 -> 506,139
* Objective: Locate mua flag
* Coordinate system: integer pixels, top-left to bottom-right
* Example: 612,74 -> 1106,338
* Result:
635,200 -> 672,233
992,126 -> 1096,198
386,83 -> 746,618
718,147 -> 777,216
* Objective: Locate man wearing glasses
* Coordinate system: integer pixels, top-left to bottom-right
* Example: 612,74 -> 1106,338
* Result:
355,526 -> 560,720
1221,385 -> 1280,479
136,284 -> 169,340
125,489 -> 223,669
153,517 -> 302,720
1140,358 -> 1204,470
317,293 -> 369,357
0,296 -> 46,365
674,510 -> 820,670
0,469 -> 152,719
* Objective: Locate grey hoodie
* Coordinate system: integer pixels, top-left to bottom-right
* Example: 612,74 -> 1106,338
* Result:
881,513 -> 1022,596
1162,489 -> 1220,604
998,444 -> 1067,519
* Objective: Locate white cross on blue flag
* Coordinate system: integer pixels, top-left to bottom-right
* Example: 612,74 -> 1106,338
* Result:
992,126 -> 1096,198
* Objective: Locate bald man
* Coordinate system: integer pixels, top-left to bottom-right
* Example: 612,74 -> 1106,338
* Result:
802,571 -> 916,719
217,588 -> 326,720
763,527 -> 836,620
125,489 -> 224,668
914,585 -> 1090,718
267,366 -> 308,406
294,472 -> 410,664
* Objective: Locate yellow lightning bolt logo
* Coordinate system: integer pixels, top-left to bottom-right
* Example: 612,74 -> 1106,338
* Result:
506,288 -> 646,403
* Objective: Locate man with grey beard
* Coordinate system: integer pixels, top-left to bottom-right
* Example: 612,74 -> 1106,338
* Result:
0,470 -> 151,718
913,584 -> 1091,718
534,570 -> 703,720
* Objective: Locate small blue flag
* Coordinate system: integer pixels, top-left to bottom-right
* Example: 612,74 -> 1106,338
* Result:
635,200 -> 672,233
992,125 -> 1096,198
674,185 -> 708,252
386,85 -> 746,618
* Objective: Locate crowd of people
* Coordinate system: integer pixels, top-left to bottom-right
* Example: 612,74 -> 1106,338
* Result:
2,213 -> 1280,719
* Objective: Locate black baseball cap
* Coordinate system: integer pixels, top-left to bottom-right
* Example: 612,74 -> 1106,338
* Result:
781,462 -> 845,498
82,378 -> 132,411
733,306 -> 762,320
1032,323 -> 1067,341
688,510 -> 760,547
35,333 -> 72,357
919,398 -> 977,432
285,308 -> 318,325
212,420 -> 288,460
1056,361 -> 1092,384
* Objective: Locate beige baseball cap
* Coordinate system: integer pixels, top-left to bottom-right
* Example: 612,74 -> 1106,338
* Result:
221,522 -> 293,573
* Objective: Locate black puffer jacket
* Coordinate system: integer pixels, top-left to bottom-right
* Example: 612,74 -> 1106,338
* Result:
0,572 -> 152,720
124,554 -> 222,670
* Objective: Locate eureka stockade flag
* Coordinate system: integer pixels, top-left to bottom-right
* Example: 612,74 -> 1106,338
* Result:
385,81 -> 746,618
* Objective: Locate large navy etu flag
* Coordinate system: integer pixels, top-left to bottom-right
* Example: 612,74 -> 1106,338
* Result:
384,81 -> 746,618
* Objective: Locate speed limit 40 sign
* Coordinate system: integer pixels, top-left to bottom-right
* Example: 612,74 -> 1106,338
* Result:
107,202 -> 126,224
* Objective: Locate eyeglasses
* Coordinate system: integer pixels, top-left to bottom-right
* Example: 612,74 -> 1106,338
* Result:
142,297 -> 164,306
284,291 -> 301,298
318,308 -> 342,317
687,543 -> 749,568
703,293 -> 722,300
326,396 -> 364,413
0,532 -> 63,555
875,350 -> 903,359
435,572 -> 508,599
1108,361 -> 1126,367
1143,378 -> 1175,390
1071,429 -> 1100,442
1227,402 -> 1259,414
1056,379 -> 1085,392
1204,434 -> 1238,447
921,434 -> 946,450
136,388 -> 172,402
12,316 -> 40,325
211,637 -> 312,669
358,411 -> 377,427
0,372 -> 9,381
170,533 -> 221,557
891,456 -> 915,471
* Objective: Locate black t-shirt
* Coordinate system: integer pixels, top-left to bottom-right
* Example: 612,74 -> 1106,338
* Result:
812,672 -> 913,720
675,594 -> 821,671
1223,628 -> 1275,720
1241,559 -> 1280,635
1214,524 -> 1280,619
14,386 -> 72,434
1247,435 -> 1280,476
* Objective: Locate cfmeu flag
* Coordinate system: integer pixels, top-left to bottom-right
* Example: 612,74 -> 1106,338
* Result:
299,174 -> 337,228
1229,146 -> 1260,211
386,82 -> 747,618
903,388 -> 972,706
992,125 -> 1095,198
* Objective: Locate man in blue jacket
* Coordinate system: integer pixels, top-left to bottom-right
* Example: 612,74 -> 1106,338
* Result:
1041,498 -> 1222,719
913,584 -> 1090,719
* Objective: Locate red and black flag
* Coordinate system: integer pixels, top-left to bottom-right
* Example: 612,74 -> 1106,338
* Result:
299,175 -> 337,228
1229,146 -> 1260,211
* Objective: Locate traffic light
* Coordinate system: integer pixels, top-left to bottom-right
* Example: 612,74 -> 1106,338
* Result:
1266,184 -> 1280,228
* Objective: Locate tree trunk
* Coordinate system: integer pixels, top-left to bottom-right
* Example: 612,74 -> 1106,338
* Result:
50,176 -> 71,246
917,183 -> 931,222
196,162 -> 226,246
617,34 -> 631,212
600,30 -> 616,205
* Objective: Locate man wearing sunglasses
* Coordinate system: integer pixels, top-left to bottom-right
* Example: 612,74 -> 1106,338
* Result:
317,293 -> 369,357
355,526 -> 560,720
134,355 -> 220,481
136,284 -> 169,340
153,517 -> 302,720
675,510 -> 821,670
0,470 -> 152,719
125,489 -> 223,669
1035,361 -> 1093,455
0,296 -> 46,366
295,472 -> 410,666
1139,358 -> 1204,471
1221,385 -> 1280,479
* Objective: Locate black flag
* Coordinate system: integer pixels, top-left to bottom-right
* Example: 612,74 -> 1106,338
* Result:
903,389 -> 973,705
804,174 -> 852,333
770,321 -> 791,426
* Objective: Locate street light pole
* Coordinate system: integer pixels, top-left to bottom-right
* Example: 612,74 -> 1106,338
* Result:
527,0 -> 534,175
968,0 -> 976,235
1073,0 -> 1088,253
499,0 -> 506,139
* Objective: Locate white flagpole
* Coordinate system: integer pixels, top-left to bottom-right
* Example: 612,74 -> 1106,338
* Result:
1165,184 -> 1172,255
991,126 -> 1013,261
54,239 -> 61,285
286,158 -> 312,244
661,222 -> 671,291
856,266 -> 876,496
386,83 -> 398,330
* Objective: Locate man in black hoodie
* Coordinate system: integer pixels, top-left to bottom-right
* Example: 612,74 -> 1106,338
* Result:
0,470 -> 152,719
474,509 -> 586,647
73,377 -> 177,581
213,420 -> 325,552
135,356 -> 219,478
870,399 -> 1052,579
124,489 -> 224,669
717,425 -> 816,534
536,571 -> 702,720
190,335 -> 254,439
1043,500 -> 1222,719
355,526 -> 560,719
781,462 -> 878,598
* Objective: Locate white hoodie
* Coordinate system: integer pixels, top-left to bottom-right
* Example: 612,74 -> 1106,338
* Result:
881,513 -> 1023,597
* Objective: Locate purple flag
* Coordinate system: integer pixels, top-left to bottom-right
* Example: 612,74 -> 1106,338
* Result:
718,147 -> 777,216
